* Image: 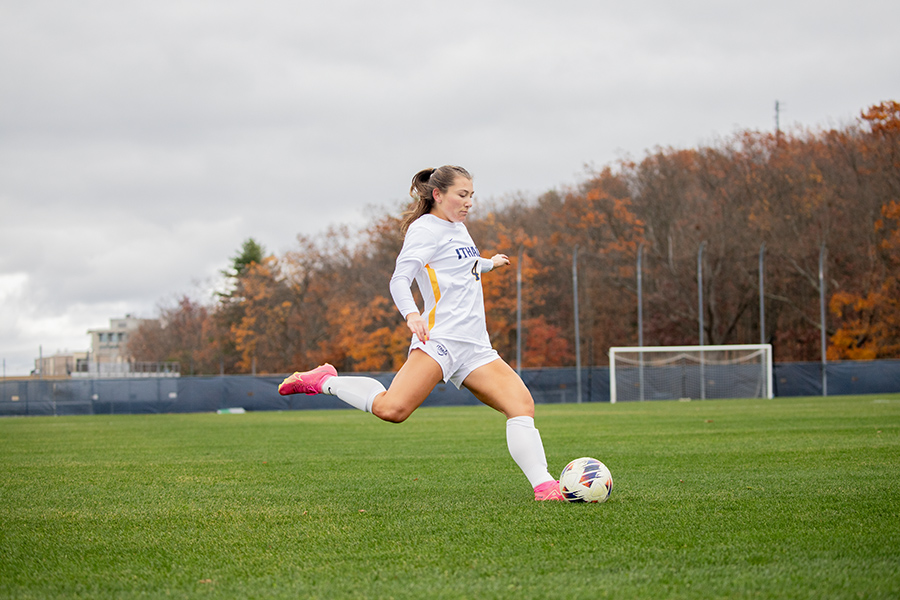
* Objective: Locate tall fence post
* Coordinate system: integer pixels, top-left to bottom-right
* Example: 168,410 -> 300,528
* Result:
759,242 -> 766,345
637,243 -> 645,401
819,243 -> 828,396
698,241 -> 707,400
573,245 -> 582,403
760,242 -> 768,395
516,246 -> 523,378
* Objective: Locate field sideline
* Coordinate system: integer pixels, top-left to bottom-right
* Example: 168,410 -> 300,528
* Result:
2,394 -> 899,599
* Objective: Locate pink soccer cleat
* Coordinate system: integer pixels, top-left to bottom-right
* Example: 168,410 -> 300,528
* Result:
278,364 -> 337,396
534,480 -> 565,501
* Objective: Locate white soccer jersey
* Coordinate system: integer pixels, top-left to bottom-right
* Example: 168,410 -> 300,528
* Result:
389,214 -> 494,345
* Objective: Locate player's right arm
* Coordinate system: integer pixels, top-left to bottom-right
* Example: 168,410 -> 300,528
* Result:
389,224 -> 436,343
404,312 -> 429,342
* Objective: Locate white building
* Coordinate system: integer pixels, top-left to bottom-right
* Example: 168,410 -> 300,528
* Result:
34,351 -> 90,377
76,315 -> 179,378
86,314 -> 148,365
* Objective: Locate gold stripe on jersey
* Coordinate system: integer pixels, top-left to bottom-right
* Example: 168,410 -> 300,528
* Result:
425,264 -> 441,330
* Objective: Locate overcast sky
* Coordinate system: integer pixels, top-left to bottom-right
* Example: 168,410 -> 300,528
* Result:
1,0 -> 898,376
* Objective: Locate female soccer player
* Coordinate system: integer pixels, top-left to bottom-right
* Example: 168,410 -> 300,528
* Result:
279,165 -> 563,501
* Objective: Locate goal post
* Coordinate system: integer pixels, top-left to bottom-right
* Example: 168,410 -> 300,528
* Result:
609,344 -> 773,403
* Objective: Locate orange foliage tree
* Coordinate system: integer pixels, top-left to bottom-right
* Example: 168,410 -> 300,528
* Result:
225,257 -> 302,374
829,200 -> 900,358
127,295 -> 219,374
135,101 -> 900,372
827,102 -> 900,359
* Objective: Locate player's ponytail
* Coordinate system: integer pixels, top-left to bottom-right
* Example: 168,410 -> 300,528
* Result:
401,165 -> 472,233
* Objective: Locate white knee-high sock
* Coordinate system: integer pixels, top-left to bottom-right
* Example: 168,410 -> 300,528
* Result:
321,376 -> 385,413
506,416 -> 555,488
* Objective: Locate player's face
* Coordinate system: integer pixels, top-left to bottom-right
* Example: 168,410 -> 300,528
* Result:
432,177 -> 474,223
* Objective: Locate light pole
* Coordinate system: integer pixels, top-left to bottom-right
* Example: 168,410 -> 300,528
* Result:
698,242 -> 707,400
573,245 -> 582,403
516,246 -> 523,377
637,243 -> 645,401
819,243 -> 828,396
759,243 -> 766,345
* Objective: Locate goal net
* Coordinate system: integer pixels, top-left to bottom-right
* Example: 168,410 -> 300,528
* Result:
609,344 -> 773,403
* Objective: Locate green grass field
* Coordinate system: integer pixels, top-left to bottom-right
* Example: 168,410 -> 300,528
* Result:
2,394 -> 899,599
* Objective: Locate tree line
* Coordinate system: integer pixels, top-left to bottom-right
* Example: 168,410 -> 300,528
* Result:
128,101 -> 900,374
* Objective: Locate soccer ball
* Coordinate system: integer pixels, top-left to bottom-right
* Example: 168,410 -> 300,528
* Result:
559,457 -> 613,503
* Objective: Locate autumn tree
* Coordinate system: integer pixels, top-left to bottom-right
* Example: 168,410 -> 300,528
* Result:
279,217 -> 408,372
193,237 -> 270,373
126,295 -> 216,374
469,209 -> 565,368
225,256 -> 307,374
829,199 -> 900,357
138,100 -> 900,370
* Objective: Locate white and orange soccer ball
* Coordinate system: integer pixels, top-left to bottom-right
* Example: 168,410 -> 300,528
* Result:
559,457 -> 614,503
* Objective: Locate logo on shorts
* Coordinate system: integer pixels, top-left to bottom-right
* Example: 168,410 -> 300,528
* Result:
435,342 -> 449,356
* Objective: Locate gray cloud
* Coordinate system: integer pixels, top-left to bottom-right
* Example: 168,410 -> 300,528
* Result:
1,0 -> 898,374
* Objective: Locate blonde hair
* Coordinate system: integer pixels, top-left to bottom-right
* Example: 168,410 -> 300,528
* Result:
401,165 -> 472,233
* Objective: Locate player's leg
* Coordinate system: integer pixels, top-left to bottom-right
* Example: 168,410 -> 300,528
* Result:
460,357 -> 532,418
279,351 -> 441,423
370,349 -> 443,423
462,359 -> 562,500
279,363 -> 385,411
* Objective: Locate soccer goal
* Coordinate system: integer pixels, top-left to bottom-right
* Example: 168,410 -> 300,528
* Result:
609,344 -> 773,403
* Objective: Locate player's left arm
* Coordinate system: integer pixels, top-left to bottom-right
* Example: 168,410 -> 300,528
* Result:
483,253 -> 509,272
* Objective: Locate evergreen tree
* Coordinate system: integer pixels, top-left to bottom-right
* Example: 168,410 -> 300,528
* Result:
225,238 -> 267,279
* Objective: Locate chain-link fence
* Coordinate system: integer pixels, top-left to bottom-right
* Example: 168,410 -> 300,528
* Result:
2,361 -> 898,416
